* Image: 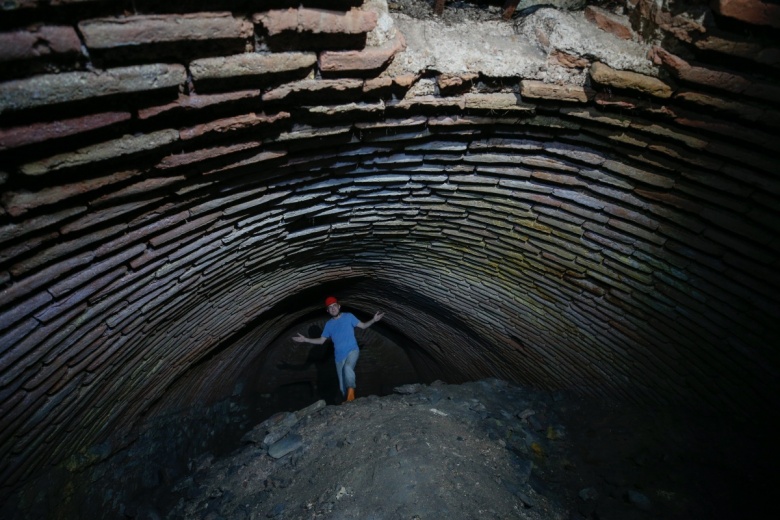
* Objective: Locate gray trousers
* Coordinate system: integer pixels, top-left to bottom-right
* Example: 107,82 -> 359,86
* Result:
335,348 -> 359,396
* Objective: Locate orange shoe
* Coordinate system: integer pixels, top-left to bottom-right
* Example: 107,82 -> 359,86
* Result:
346,388 -> 355,402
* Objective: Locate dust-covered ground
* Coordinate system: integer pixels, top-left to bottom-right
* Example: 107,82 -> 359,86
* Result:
162,379 -> 772,520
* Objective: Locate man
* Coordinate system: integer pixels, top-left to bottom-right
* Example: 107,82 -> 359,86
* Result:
292,296 -> 384,402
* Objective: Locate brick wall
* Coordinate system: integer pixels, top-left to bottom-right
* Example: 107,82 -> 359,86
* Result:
1,0 -> 778,503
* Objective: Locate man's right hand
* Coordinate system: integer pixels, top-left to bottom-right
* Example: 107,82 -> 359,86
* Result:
292,333 -> 307,343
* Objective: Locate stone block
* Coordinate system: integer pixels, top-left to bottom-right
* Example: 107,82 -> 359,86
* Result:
190,52 -> 316,81
49,244 -> 145,298
254,7 -> 377,36
564,275 -> 606,296
722,253 -> 780,293
363,73 -> 418,96
694,35 -> 765,62
157,142 -> 262,169
520,80 -> 592,103
701,215 -> 775,258
92,176 -> 186,206
558,145 -> 614,178
170,230 -> 234,266
592,92 -> 644,113
179,112 -> 290,140
0,25 -> 81,62
559,202 -> 609,224
20,129 -> 179,175
90,213 -> 172,258
601,159 -> 674,189
652,47 -> 780,102
629,120 -> 708,150
664,231 -> 728,268
464,93 -> 535,112
0,317 -> 37,356
138,90 -> 261,120
603,204 -> 659,230
590,126 -> 654,149
0,290 -> 52,331
356,116 -> 427,135
549,49 -> 590,69
471,137 -> 542,152
635,0 -> 707,44
15,209 -> 109,268
149,213 -> 221,247
0,207 -> 84,251
390,95 -> 464,111
675,181 -> 750,215
672,112 -> 775,152
309,100 -> 386,117
1,251 -> 94,316
2,170 -> 139,217
712,0 -> 780,29
582,230 -> 633,256
35,269 -> 120,323
267,433 -> 302,459
262,78 -> 363,102
202,150 -> 287,177
79,12 -> 251,49
634,188 -> 703,215
319,31 -> 406,74
363,75 -> 393,93
552,189 -> 605,210
756,46 -> 780,67
743,78 -> 780,103
584,6 -> 633,40
590,61 -> 673,99
560,106 -> 631,127
59,207 -> 133,237
437,73 -> 478,95
0,63 -> 186,114
0,112 -> 132,151
270,124 -> 352,146
526,155 -> 580,172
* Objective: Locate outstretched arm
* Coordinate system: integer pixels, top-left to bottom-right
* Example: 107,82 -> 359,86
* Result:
357,311 -> 384,330
292,333 -> 327,345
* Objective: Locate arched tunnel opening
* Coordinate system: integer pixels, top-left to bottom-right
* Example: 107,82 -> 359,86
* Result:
1,0 -> 779,518
185,277 -> 443,459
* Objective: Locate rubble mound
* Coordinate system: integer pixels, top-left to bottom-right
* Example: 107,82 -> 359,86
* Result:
162,379 -> 758,520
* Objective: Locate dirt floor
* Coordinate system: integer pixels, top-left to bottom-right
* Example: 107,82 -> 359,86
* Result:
161,379 -> 773,519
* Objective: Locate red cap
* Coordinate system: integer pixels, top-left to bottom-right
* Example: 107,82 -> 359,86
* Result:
325,296 -> 338,307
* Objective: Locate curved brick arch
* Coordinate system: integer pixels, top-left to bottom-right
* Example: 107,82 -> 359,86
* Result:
1,0 -> 778,502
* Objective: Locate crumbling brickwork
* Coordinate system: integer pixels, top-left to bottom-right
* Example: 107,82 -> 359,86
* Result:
0,0 -> 778,510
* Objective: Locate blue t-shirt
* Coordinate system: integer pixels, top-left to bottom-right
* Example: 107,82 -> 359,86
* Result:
322,312 -> 360,363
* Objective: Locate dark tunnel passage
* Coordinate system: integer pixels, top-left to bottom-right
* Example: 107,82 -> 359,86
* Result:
1,0 -> 780,518
149,274 -> 495,461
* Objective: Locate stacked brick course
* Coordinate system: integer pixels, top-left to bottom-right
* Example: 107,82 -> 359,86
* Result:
0,0 -> 778,508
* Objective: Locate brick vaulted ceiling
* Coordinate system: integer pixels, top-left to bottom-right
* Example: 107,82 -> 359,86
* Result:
0,0 -> 779,497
